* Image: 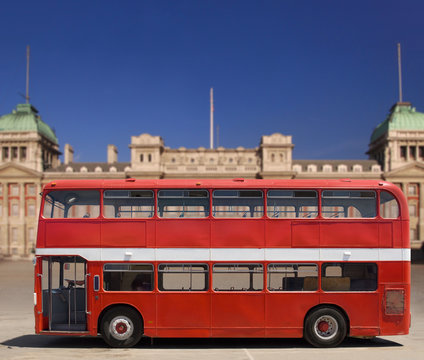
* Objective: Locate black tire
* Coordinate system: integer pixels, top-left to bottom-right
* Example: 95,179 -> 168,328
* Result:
100,306 -> 143,348
304,307 -> 347,348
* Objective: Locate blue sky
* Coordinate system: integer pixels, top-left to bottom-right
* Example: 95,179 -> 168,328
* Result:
0,0 -> 423,162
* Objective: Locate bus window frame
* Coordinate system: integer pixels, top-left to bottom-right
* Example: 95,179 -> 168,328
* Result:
41,189 -> 101,219
212,189 -> 265,219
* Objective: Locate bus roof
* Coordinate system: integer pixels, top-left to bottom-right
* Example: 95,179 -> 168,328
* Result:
43,178 -> 398,191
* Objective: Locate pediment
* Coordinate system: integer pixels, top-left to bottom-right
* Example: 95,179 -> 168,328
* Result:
385,162 -> 424,178
0,162 -> 41,178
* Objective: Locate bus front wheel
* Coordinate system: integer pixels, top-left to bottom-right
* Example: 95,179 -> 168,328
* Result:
304,307 -> 347,347
101,306 -> 143,348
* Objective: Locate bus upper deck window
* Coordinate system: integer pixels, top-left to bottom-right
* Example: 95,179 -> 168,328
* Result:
43,190 -> 100,219
212,190 -> 264,218
158,189 -> 209,218
380,191 -> 400,219
322,190 -> 376,219
104,190 -> 154,218
267,190 -> 318,218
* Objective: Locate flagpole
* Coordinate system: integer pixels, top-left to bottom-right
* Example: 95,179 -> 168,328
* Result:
26,45 -> 30,104
397,43 -> 403,103
210,88 -> 214,149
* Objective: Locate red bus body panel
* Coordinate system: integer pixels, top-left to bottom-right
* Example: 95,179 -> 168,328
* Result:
34,179 -> 410,341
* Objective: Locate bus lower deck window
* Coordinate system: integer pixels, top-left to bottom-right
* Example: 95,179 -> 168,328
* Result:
103,263 -> 154,291
267,263 -> 318,291
158,264 -> 209,291
321,263 -> 377,291
213,264 -> 263,291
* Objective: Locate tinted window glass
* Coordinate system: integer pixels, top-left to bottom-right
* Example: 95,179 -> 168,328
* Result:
103,263 -> 154,291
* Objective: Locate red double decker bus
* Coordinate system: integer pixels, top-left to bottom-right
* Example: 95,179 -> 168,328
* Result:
34,179 -> 410,347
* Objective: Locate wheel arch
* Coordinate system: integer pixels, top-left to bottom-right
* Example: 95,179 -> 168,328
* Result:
97,303 -> 144,335
304,303 -> 350,336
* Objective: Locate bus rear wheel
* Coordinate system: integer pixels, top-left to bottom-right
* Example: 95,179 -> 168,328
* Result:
304,307 -> 347,347
101,306 -> 143,348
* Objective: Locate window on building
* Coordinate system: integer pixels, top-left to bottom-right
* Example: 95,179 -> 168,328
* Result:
103,264 -> 154,291
408,184 -> 418,196
213,190 -> 263,218
2,147 -> 9,160
213,264 -> 263,291
11,227 -> 18,245
158,189 -> 209,218
43,190 -> 100,219
20,147 -> 27,161
140,154 -> 144,162
400,146 -> 407,160
11,203 -> 19,217
322,190 -> 377,218
26,184 -> 36,196
410,146 -> 417,160
337,165 -> 347,173
158,264 -> 208,291
380,191 -> 400,218
267,263 -> 318,291
9,184 -> 19,196
11,147 -> 18,160
267,190 -> 318,218
27,203 -> 36,217
292,165 -> 302,173
353,164 -> 362,172
148,154 -> 152,162
408,203 -> 417,217
321,263 -> 377,291
103,190 -> 154,218
420,146 -> 424,161
323,165 -> 332,173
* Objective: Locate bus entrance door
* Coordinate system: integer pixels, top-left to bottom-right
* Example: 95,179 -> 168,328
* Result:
41,256 -> 88,332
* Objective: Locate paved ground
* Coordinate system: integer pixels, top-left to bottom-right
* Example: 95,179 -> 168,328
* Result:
0,259 -> 423,360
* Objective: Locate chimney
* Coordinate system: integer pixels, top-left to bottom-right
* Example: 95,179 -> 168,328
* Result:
64,144 -> 74,165
107,144 -> 118,164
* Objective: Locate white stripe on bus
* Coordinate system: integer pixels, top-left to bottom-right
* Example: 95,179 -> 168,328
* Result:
35,248 -> 411,262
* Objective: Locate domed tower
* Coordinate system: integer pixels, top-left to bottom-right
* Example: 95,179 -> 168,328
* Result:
0,103 -> 60,172
0,103 -> 60,258
368,101 -> 424,245
368,102 -> 424,172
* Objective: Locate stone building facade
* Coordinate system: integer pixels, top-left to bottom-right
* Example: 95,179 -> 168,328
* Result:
0,101 -> 423,258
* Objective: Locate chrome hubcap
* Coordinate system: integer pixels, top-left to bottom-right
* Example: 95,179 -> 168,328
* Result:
109,316 -> 133,340
313,315 -> 338,340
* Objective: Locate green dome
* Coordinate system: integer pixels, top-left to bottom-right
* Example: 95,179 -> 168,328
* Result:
370,102 -> 424,143
0,103 -> 58,144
